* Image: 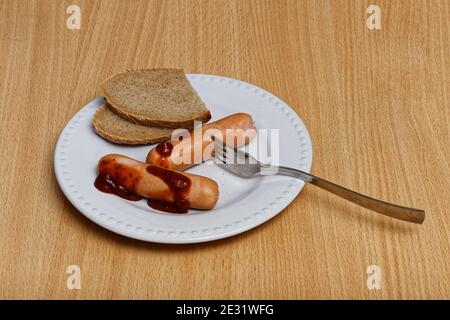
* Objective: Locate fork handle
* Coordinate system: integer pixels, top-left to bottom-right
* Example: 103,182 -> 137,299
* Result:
275,166 -> 425,224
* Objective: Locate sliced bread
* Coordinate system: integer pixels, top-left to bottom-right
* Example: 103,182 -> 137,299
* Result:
100,69 -> 211,128
92,105 -> 175,145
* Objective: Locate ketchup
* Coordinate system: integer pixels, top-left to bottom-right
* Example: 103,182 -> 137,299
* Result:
94,159 -> 142,201
146,198 -> 190,214
94,157 -> 193,214
146,165 -> 191,213
155,141 -> 173,157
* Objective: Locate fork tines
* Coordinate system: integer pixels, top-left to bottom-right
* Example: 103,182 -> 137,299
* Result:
213,140 -> 255,165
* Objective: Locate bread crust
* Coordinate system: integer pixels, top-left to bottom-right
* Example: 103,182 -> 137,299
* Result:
92,106 -> 174,145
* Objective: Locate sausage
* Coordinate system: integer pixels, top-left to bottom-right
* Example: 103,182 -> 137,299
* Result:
94,154 -> 219,212
146,113 -> 256,171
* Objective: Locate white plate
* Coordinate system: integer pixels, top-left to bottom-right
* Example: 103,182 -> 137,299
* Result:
54,74 -> 313,244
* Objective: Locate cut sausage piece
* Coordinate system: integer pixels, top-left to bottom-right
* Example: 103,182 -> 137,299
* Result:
146,113 -> 256,171
94,154 -> 219,212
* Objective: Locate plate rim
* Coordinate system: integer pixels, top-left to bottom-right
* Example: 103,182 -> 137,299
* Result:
54,74 -> 313,244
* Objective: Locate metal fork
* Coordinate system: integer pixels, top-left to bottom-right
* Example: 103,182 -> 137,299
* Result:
214,142 -> 425,224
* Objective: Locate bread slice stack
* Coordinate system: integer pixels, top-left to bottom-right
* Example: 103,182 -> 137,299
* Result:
93,69 -> 211,145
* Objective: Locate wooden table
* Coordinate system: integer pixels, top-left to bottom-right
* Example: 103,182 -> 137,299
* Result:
0,0 -> 448,299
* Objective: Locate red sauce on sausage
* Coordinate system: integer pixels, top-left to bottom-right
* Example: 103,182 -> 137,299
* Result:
94,158 -> 142,201
155,141 -> 173,157
154,141 -> 174,168
146,165 -> 191,213
146,198 -> 190,214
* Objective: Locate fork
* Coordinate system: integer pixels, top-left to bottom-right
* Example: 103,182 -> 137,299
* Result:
214,142 -> 425,224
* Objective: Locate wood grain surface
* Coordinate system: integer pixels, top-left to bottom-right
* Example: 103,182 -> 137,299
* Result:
0,0 -> 448,299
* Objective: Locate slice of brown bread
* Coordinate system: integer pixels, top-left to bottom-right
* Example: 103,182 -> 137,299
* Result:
100,68 -> 211,128
92,105 -> 175,145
